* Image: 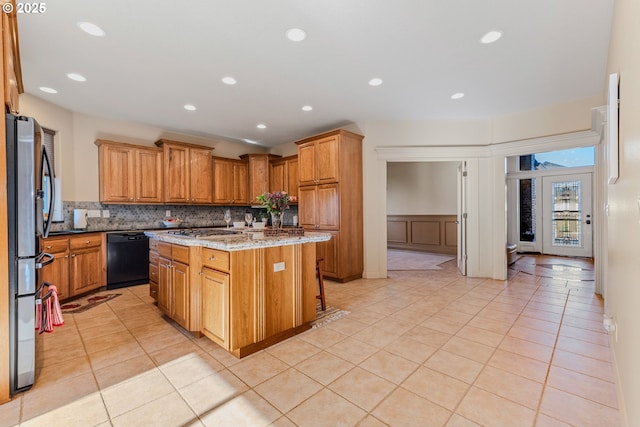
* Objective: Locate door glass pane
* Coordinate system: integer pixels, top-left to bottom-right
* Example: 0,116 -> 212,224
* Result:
551,180 -> 582,247
519,178 -> 536,242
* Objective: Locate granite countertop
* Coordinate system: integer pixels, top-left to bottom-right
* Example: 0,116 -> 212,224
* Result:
46,225 -> 220,236
144,229 -> 332,251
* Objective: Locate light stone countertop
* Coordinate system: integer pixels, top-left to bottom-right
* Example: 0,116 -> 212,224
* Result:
144,229 -> 331,251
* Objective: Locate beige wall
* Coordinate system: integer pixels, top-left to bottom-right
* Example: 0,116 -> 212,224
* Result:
19,94 -> 268,201
387,162 -> 458,215
604,0 -> 640,423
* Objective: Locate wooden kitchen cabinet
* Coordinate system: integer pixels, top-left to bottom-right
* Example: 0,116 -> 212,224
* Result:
212,157 -> 248,205
201,267 -> 230,349
296,129 -> 363,282
2,4 -> 22,114
269,155 -> 298,201
149,239 -> 159,300
95,140 -> 163,204
241,154 -> 281,203
40,233 -> 105,299
155,139 -> 213,204
157,242 -> 195,330
40,237 -> 70,301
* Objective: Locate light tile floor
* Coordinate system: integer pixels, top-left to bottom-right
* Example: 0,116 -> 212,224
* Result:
0,255 -> 621,426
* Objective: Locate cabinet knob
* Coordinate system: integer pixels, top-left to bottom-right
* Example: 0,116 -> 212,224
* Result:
71,254 -> 76,258
86,241 -> 91,244
64,255 -> 69,259
208,256 -> 215,261
46,245 -> 52,249
129,197 -> 134,201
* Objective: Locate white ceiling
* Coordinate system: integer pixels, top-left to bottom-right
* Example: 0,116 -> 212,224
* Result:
17,0 -> 614,147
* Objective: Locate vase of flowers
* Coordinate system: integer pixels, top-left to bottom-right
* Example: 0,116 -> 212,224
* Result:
256,191 -> 290,229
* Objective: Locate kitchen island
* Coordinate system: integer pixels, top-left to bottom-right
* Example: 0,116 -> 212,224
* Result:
144,228 -> 331,357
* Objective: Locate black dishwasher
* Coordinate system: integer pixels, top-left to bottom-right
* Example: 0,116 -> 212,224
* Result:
106,232 -> 149,289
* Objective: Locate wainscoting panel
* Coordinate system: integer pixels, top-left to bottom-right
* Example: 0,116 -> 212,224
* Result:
387,215 -> 457,254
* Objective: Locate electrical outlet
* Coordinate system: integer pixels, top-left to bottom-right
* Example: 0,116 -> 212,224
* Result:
165,210 -> 171,217
273,262 -> 285,272
87,209 -> 101,218
102,210 -> 110,218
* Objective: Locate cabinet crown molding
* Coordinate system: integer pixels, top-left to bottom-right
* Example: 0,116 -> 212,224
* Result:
154,138 -> 215,152
294,129 -> 363,145
239,153 -> 281,161
94,139 -> 161,151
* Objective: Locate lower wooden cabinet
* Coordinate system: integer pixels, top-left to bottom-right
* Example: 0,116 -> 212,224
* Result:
41,233 -> 105,300
149,239 -> 159,299
201,267 -> 230,349
157,242 -> 194,330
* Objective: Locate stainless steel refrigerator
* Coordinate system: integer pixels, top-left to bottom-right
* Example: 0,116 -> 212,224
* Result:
6,114 -> 54,394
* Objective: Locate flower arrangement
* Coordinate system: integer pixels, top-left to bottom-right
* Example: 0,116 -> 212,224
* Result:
256,191 -> 290,214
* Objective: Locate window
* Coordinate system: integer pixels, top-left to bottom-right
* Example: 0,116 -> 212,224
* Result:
42,127 -> 55,176
519,147 -> 594,171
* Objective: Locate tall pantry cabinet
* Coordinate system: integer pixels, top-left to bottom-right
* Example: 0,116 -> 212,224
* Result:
295,129 -> 363,282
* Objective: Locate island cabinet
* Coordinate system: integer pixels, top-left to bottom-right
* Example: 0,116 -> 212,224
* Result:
212,157 -> 249,205
269,155 -> 299,201
40,233 -> 105,300
155,139 -> 213,204
200,243 -> 318,358
95,140 -> 163,204
296,129 -> 363,282
240,153 -> 281,203
148,239 -> 159,300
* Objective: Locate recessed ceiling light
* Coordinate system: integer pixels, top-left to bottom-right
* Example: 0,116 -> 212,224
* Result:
39,87 -> 57,94
451,92 -> 465,100
66,73 -> 87,82
368,78 -> 383,87
480,30 -> 503,44
301,105 -> 313,112
77,21 -> 106,37
184,104 -> 197,111
286,28 -> 307,42
222,76 -> 237,85
256,124 -> 267,129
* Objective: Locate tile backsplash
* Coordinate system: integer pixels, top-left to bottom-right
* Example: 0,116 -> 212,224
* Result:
51,202 -> 299,232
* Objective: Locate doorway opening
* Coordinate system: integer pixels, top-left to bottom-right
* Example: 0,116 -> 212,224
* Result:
507,146 -> 595,259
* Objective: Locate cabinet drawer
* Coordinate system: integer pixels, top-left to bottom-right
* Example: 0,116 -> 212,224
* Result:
172,244 -> 190,264
149,251 -> 159,265
149,239 -> 158,250
201,248 -> 230,272
149,263 -> 158,284
69,234 -> 102,250
158,242 -> 172,258
42,238 -> 68,253
149,282 -> 158,300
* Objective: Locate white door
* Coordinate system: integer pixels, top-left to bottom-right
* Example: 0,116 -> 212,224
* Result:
542,173 -> 593,257
457,162 -> 467,275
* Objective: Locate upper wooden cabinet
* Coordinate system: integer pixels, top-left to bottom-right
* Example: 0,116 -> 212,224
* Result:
295,129 -> 363,282
269,155 -> 298,201
95,140 -> 163,204
212,157 -> 248,205
298,135 -> 339,186
2,3 -> 23,114
240,154 -> 281,203
155,139 -> 213,204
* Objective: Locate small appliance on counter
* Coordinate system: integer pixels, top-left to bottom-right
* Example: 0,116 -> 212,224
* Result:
73,208 -> 87,229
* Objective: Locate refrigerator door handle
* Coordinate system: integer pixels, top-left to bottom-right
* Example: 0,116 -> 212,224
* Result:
40,146 -> 54,238
35,252 -> 54,269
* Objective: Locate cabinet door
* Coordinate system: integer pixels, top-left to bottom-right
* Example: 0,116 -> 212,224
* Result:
233,162 -> 249,204
247,155 -> 270,202
287,158 -> 299,201
297,142 -> 316,186
164,144 -> 190,203
270,161 -> 286,193
316,136 -> 339,184
40,250 -> 70,301
317,231 -> 339,278
298,186 -> 317,229
3,12 -> 20,114
213,159 -> 234,203
157,257 -> 172,315
190,148 -> 213,204
172,261 -> 190,328
100,145 -> 134,203
70,246 -> 102,296
135,148 -> 163,203
316,184 -> 340,229
201,268 -> 230,349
